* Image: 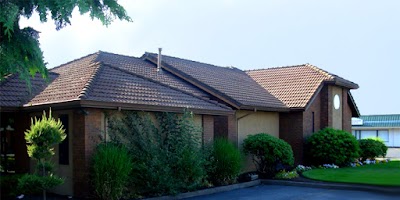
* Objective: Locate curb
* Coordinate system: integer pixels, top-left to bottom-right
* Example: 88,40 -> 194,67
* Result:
262,179 -> 400,194
144,180 -> 261,200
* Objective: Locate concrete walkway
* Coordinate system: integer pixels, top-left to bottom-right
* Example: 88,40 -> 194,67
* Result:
186,185 -> 400,200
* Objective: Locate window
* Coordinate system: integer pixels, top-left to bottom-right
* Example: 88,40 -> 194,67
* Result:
378,130 -> 389,142
59,114 -> 69,165
312,112 -> 315,133
360,130 -> 376,139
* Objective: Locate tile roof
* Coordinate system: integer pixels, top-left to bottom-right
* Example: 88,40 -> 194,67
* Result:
353,115 -> 400,128
246,64 -> 359,109
0,52 -> 231,113
0,73 -> 58,107
143,53 -> 288,111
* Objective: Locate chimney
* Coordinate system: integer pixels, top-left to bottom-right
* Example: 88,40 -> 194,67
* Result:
157,48 -> 162,72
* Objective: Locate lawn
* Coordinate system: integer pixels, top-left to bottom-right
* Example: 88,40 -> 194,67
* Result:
302,161 -> 400,186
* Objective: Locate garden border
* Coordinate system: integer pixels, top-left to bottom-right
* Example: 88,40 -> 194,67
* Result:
143,180 -> 261,200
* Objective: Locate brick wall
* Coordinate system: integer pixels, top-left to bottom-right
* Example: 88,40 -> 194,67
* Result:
320,85 -> 332,128
227,114 -> 238,147
72,108 -> 103,197
279,112 -> 303,164
303,92 -> 321,138
202,115 -> 214,144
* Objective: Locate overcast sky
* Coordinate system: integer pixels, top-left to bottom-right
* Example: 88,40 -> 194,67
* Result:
20,0 -> 400,115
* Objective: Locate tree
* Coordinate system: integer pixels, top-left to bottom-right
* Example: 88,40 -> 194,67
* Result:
0,0 -> 131,87
18,109 -> 66,200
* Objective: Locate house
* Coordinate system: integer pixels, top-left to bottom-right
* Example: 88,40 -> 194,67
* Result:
352,115 -> 400,147
0,50 -> 359,197
247,65 -> 360,164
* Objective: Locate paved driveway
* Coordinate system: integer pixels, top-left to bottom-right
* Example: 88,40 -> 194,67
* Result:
186,185 -> 400,200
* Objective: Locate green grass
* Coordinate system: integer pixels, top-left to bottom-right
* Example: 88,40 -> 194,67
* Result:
302,161 -> 400,186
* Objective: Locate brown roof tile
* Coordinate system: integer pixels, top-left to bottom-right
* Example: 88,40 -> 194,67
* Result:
1,52 -> 231,113
246,64 -> 359,108
144,53 -> 288,111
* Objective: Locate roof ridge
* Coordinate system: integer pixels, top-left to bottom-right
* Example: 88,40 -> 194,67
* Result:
97,50 -> 142,60
103,63 -> 232,111
50,51 -> 100,71
144,52 -> 240,71
77,62 -> 103,99
305,63 -> 334,80
245,64 -> 308,72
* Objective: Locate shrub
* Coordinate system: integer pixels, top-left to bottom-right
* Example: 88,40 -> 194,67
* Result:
305,128 -> 360,166
242,133 -> 294,178
359,139 -> 387,160
92,143 -> 133,200
17,174 -> 63,195
23,109 -> 66,199
206,138 -> 242,186
107,110 -> 206,197
1,174 -> 24,198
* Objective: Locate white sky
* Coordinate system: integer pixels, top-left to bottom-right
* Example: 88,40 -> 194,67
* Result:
19,0 -> 400,115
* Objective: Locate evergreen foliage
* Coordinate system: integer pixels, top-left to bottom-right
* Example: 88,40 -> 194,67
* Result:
359,138 -> 388,160
242,133 -> 294,178
107,110 -> 205,197
19,109 -> 66,199
206,138 -> 242,186
0,0 -> 131,86
92,143 -> 133,200
305,128 -> 360,166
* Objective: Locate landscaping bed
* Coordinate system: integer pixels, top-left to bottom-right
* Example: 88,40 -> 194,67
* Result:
302,161 -> 400,186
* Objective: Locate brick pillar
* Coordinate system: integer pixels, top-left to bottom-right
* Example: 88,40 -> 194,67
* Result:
202,115 -> 214,144
72,108 -> 103,198
227,114 -> 238,147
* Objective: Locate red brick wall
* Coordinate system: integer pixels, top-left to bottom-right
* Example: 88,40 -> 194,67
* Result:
227,114 -> 238,147
342,89 -> 352,133
320,85 -> 332,129
303,92 -> 321,138
203,115 -> 214,144
72,108 -> 103,198
279,112 -> 303,164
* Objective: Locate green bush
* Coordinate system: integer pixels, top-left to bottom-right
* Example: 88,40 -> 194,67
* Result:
206,138 -> 242,186
23,109 -> 66,199
1,174 -> 24,198
242,133 -> 294,178
92,143 -> 133,200
305,128 -> 360,166
359,139 -> 387,160
107,110 -> 206,197
17,174 -> 63,195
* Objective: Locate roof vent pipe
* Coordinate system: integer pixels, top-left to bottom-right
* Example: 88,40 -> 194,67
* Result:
157,48 -> 162,72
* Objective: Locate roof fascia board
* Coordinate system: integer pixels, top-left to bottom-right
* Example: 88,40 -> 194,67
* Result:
239,105 -> 290,112
348,91 -> 361,117
143,55 -> 241,109
352,126 -> 399,129
80,100 -> 234,116
303,82 -> 325,111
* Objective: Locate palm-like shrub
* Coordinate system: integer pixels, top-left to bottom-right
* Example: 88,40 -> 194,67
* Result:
305,128 -> 360,166
206,138 -> 242,185
92,143 -> 133,200
242,133 -> 294,178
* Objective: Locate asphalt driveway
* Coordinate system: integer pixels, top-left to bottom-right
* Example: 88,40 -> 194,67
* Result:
186,185 -> 400,200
